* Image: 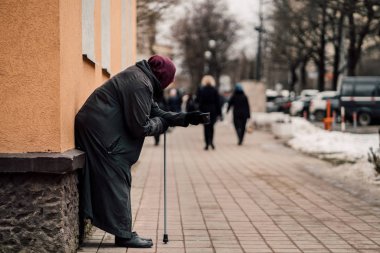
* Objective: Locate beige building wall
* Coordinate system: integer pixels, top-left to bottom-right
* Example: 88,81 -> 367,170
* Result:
0,0 -> 137,153
241,81 -> 266,113
0,1 -> 61,153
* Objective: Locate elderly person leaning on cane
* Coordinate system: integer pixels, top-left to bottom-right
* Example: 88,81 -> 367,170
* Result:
75,55 -> 206,248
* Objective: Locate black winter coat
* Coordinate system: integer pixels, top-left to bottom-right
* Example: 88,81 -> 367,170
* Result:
75,60 -> 187,238
227,91 -> 251,120
197,85 -> 221,124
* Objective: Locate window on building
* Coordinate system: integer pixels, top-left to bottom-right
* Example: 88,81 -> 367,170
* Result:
121,0 -> 127,69
101,0 -> 111,73
82,0 -> 95,62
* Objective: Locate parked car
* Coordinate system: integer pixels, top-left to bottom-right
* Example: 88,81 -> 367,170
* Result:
274,96 -> 293,114
339,76 -> 380,126
309,91 -> 339,121
266,89 -> 279,112
300,89 -> 319,97
290,89 -> 319,117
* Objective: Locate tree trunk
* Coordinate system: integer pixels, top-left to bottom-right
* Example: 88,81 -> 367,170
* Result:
317,0 -> 327,91
148,15 -> 157,55
346,0 -> 374,77
332,14 -> 344,90
347,11 -> 357,76
300,59 -> 308,91
289,63 -> 298,92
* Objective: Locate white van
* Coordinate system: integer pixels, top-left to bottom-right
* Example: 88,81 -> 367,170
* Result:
309,91 -> 339,121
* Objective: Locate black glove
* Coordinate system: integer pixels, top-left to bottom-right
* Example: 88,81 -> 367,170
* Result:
159,118 -> 169,133
185,111 -> 204,125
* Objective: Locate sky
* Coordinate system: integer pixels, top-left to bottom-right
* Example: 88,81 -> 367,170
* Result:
227,0 -> 261,24
226,0 -> 262,58
156,0 -> 267,59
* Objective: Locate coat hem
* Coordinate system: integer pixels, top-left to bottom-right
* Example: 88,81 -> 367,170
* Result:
92,220 -> 133,239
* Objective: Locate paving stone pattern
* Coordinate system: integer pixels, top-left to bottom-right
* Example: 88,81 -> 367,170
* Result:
78,124 -> 380,253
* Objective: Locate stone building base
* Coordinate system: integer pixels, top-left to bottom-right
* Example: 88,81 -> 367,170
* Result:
0,150 -> 85,253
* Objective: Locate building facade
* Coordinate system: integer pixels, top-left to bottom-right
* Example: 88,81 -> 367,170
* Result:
0,0 -> 136,252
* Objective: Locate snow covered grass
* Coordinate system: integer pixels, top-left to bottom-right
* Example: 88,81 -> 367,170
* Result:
288,117 -> 378,163
252,112 -> 378,163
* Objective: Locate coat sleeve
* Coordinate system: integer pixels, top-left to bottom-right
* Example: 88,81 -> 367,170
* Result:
216,91 -> 222,117
122,85 -> 167,137
150,102 -> 189,127
227,95 -> 234,113
245,96 -> 251,118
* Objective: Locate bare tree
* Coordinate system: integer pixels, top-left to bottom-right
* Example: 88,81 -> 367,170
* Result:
268,0 -> 316,91
267,0 -> 380,93
325,0 -> 346,90
137,0 -> 179,55
344,0 -> 380,76
172,0 -> 239,91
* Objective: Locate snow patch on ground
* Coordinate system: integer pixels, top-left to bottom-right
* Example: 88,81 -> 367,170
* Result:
304,159 -> 380,205
252,112 -> 380,203
288,117 -> 378,162
253,112 -> 378,163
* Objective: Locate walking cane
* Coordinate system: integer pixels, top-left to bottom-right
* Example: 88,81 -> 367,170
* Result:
163,131 -> 169,244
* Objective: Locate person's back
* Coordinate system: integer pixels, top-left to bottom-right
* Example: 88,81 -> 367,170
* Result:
167,88 -> 182,112
197,75 -> 221,150
185,93 -> 197,112
229,90 -> 250,120
227,84 -> 251,145
198,85 -> 220,123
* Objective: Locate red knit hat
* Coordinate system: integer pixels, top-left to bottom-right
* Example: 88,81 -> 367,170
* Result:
148,55 -> 176,89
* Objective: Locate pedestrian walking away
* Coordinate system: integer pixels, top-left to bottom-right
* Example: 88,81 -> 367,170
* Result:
167,88 -> 182,113
197,75 -> 222,150
227,83 -> 251,145
185,92 -> 198,112
75,55 -> 207,248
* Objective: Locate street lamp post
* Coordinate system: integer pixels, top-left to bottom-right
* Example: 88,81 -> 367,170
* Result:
204,39 -> 216,75
255,0 -> 265,82
204,50 -> 212,74
255,25 -> 263,81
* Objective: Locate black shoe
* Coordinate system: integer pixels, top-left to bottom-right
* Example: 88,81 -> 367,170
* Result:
132,231 -> 152,242
210,143 -> 215,150
204,145 -> 209,150
115,235 -> 153,248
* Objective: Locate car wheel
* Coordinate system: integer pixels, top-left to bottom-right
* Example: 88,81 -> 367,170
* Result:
358,112 -> 371,126
314,110 -> 325,121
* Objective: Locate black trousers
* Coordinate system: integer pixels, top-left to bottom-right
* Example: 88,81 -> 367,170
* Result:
203,123 -> 215,147
233,118 -> 247,144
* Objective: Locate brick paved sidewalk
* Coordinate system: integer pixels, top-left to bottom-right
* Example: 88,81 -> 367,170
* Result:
78,123 -> 380,253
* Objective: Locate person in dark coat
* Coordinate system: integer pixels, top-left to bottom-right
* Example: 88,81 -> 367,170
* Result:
185,93 -> 198,112
167,88 -> 182,113
75,55 -> 205,248
227,83 -> 251,145
197,75 -> 221,150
